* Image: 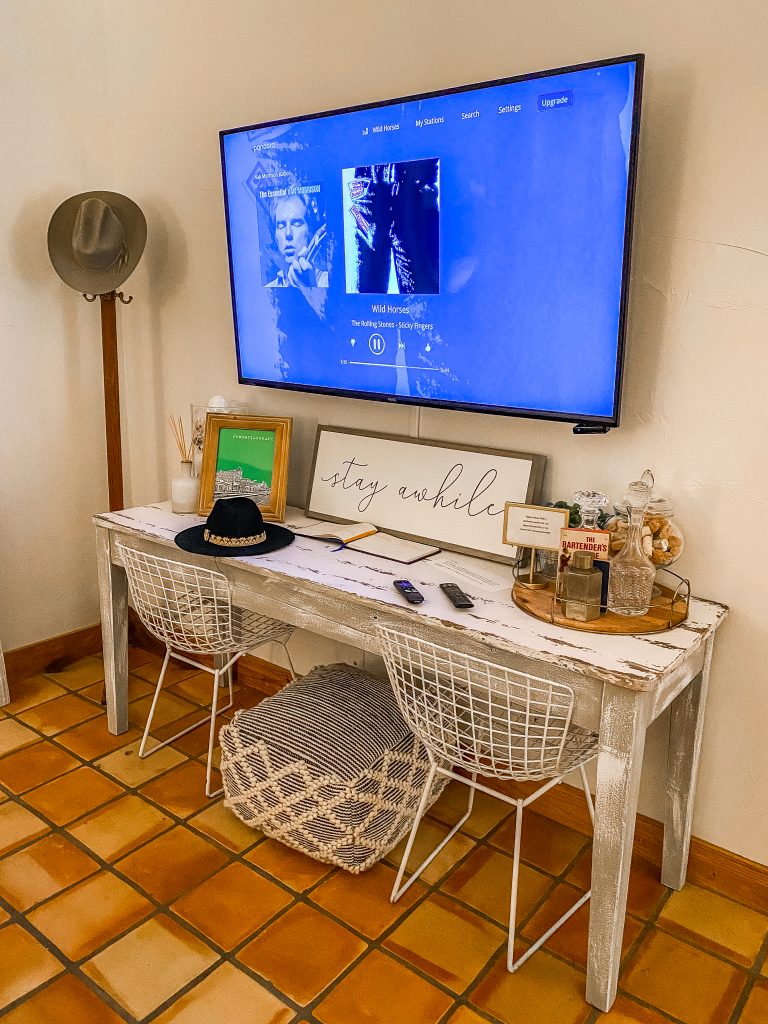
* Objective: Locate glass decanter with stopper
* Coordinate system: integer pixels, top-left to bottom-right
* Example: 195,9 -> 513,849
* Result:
573,490 -> 609,612
573,490 -> 608,532
607,476 -> 656,616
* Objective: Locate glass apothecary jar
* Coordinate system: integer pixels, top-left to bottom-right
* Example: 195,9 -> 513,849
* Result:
606,497 -> 684,568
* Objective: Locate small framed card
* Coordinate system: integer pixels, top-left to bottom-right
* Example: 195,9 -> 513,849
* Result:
502,503 -> 570,551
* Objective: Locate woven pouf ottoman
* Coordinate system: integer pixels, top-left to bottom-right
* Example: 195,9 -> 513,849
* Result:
220,663 -> 447,873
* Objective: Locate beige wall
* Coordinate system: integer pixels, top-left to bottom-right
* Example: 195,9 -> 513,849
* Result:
1,3 -> 112,647
2,0 -> 766,863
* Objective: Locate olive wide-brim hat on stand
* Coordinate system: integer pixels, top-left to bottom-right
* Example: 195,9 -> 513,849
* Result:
47,191 -> 147,295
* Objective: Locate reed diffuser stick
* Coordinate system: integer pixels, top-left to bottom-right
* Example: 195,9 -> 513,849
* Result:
168,414 -> 194,462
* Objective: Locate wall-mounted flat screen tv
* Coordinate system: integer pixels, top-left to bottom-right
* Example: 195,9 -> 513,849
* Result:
220,54 -> 643,429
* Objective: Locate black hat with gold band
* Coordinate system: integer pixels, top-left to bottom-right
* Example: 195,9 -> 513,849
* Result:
175,497 -> 294,557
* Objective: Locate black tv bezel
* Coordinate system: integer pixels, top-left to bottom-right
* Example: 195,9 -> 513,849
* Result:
219,52 -> 644,429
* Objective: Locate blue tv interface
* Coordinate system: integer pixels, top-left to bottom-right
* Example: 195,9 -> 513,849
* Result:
220,55 -> 642,426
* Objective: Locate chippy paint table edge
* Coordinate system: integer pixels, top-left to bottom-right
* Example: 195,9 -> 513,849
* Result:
93,504 -> 729,1012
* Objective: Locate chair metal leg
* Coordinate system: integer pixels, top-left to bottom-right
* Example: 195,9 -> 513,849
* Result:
214,652 -> 229,689
391,768 -> 476,903
279,639 -> 297,680
0,645 -> 9,708
506,799 -> 524,970
507,764 -> 596,973
139,647 -> 234,766
579,762 -> 596,825
205,651 -> 239,798
391,762 -> 438,902
206,668 -> 224,798
139,648 -> 172,758
243,636 -> 296,682
511,886 -> 592,973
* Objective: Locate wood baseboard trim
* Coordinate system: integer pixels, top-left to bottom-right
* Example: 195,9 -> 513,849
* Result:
5,624 -> 103,685
14,622 -> 763,911
235,654 -> 291,697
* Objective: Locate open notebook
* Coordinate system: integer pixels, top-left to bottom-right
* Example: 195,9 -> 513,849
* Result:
295,521 -> 440,564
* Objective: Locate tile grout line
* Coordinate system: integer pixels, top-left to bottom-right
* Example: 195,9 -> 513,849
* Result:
726,929 -> 768,1024
0,690 -> 290,1016
0,800 -> 306,1021
0,890 -> 140,1023
436,995 -> 507,1024
272,788 -> 768,1012
7,776 -> 757,1024
5,662 -> 518,1019
0,666 -> 272,856
1,673 -> 379,1020
288,797 -> 597,1019
0,746 -> 629,1021
611,880 -> 764,1024
3,654 -> 766,1024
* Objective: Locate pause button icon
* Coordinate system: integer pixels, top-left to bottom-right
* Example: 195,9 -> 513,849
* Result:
368,333 -> 386,355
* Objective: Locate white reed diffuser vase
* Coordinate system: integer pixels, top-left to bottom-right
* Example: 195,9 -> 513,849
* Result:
171,460 -> 199,514
168,414 -> 199,514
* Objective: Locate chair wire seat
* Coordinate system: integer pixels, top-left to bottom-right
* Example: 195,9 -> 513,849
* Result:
118,543 -> 295,797
377,624 -> 598,973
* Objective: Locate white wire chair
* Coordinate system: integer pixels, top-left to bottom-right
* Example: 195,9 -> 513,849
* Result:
376,624 -> 598,973
119,544 -> 296,798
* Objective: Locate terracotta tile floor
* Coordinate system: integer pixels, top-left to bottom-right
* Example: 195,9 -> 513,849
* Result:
1,651 -> 767,1024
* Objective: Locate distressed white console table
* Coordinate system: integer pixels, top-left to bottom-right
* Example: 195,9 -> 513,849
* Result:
94,503 -> 728,1012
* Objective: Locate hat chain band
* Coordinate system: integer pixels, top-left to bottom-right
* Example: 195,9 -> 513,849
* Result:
203,529 -> 266,547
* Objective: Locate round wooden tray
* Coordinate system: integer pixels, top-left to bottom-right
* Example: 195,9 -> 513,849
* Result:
512,577 -> 689,634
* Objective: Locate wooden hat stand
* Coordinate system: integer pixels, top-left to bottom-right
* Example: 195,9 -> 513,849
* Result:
83,289 -> 132,512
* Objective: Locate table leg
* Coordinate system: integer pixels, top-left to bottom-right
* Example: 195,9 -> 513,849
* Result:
586,683 -> 649,1012
662,636 -> 714,889
214,652 -> 229,688
96,526 -> 129,734
0,645 -> 8,707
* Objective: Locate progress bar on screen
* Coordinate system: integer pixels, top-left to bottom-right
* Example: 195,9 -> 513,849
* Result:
348,361 -> 449,372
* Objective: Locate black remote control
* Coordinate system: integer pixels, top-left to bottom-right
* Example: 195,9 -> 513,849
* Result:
393,580 -> 425,604
440,582 -> 474,608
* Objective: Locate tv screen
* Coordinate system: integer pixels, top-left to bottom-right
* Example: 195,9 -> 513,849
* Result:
220,54 -> 643,428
